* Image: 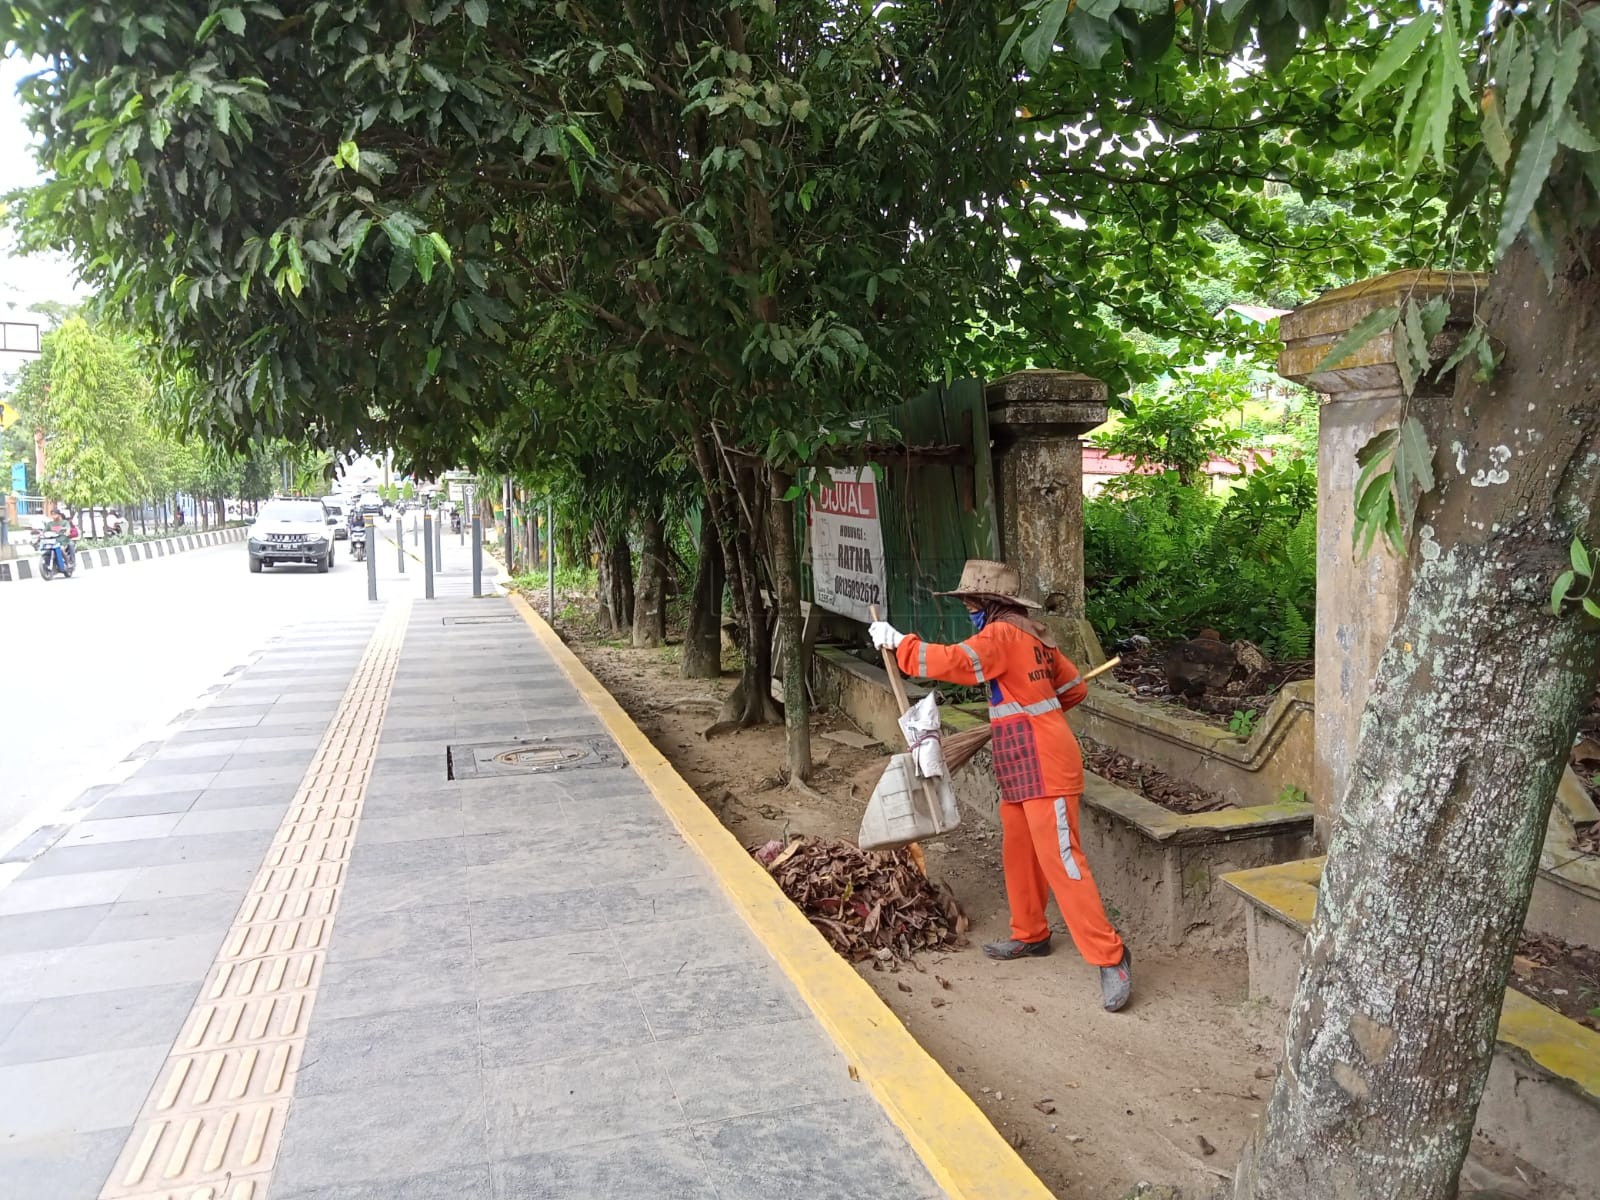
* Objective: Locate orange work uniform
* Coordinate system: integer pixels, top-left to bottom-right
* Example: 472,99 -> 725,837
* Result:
896,623 -> 1126,967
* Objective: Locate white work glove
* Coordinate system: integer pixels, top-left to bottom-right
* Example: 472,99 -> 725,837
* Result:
868,621 -> 904,651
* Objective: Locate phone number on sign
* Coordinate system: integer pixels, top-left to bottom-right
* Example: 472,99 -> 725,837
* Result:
831,575 -> 882,606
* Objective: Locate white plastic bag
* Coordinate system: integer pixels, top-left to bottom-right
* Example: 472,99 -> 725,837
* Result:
898,693 -> 947,780
858,753 -> 962,851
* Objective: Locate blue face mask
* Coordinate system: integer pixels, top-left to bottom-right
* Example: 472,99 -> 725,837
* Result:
968,608 -> 987,631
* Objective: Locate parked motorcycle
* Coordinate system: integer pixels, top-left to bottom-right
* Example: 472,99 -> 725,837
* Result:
38,532 -> 75,580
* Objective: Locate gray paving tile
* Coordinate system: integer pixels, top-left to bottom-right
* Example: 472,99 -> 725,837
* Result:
87,791 -> 203,819
181,715 -> 262,732
0,1043 -> 168,1137
0,870 -> 138,916
84,891 -> 240,944
326,904 -> 470,964
653,1020 -> 857,1123
607,874 -> 726,927
120,857 -> 259,901
157,739 -> 244,759
490,1131 -> 717,1200
483,1046 -> 686,1160
458,796 -> 569,837
316,946 -> 476,1021
188,783 -> 297,811
473,930 -> 628,1000
348,835 -> 466,877
0,933 -> 219,1003
557,789 -> 668,827
169,805 -> 286,836
0,981 -> 197,1066
692,1096 -> 938,1200
0,1001 -> 27,1044
275,1164 -> 493,1200
17,839 -> 169,879
333,866 -> 469,920
478,981 -> 653,1070
57,814 -> 183,846
155,829 -> 276,865
468,890 -> 604,945
462,828 -> 582,868
113,771 -> 220,795
206,765 -> 307,788
296,1002 -> 477,1098
465,854 -> 596,901
0,1126 -> 131,1199
270,1070 -> 485,1195
355,808 -> 464,845
0,903 -> 112,954
631,963 -> 804,1041
134,754 -> 233,777
610,913 -> 764,980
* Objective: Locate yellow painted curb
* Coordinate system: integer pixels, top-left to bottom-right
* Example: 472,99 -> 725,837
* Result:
507,592 -> 1052,1200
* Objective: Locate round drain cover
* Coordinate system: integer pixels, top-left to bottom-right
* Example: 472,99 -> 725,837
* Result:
493,743 -> 594,770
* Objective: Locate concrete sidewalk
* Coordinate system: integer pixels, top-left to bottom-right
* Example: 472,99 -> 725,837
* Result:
0,591 -> 950,1199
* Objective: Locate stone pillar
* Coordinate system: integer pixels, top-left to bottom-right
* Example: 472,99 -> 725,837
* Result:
1278,269 -> 1484,844
984,370 -> 1108,664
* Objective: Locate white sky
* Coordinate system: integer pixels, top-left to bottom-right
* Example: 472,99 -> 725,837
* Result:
0,53 -> 85,316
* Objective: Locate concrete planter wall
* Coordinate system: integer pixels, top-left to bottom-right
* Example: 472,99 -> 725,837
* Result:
1072,679 -> 1315,810
1224,859 -> 1600,1200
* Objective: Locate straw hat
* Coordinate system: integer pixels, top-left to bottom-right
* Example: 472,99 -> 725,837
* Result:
934,559 -> 1042,608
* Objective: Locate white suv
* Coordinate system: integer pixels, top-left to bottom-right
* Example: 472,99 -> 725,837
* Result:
248,499 -> 337,573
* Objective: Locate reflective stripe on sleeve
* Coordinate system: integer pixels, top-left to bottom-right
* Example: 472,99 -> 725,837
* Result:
960,644 -> 985,683
917,644 -> 928,678
1054,675 -> 1083,696
1053,797 -> 1083,881
988,696 -> 1063,720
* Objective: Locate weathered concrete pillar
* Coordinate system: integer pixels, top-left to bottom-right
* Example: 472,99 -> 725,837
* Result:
1278,269 -> 1484,844
984,370 -> 1108,664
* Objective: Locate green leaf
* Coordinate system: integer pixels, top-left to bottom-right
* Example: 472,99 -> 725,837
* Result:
1583,596 -> 1600,620
1318,305 -> 1398,372
1418,294 -> 1449,340
220,7 -> 246,35
1572,537 -> 1592,578
1559,116 -> 1600,153
690,223 -> 718,254
1394,414 -> 1435,527
1480,92 -> 1513,172
1498,111 -> 1561,262
1065,10 -> 1117,69
1435,324 -> 1485,380
1355,426 -> 1399,468
464,0 -> 488,27
413,232 -> 436,284
1020,0 -> 1070,73
1552,570 -> 1576,615
1503,28 -> 1533,124
565,124 -> 595,156
1393,303 -> 1418,396
1349,17 -> 1433,109
427,231 -> 452,268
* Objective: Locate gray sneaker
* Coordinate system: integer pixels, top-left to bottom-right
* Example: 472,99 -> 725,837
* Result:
1100,949 -> 1132,1011
983,936 -> 1052,960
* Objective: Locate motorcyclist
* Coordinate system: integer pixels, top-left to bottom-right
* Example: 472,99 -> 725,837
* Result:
47,510 -> 78,569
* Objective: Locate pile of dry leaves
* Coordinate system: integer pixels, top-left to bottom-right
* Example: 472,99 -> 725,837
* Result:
1514,931 -> 1600,1031
1080,736 -> 1231,814
751,835 -> 969,961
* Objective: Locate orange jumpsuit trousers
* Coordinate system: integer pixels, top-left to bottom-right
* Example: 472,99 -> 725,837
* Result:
1000,793 -> 1124,966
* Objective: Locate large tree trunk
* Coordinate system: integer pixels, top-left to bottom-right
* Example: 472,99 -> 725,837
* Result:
768,469 -> 812,781
632,508 -> 668,648
688,429 -> 779,728
1236,233 -> 1600,1197
683,508 -> 725,679
595,524 -> 635,634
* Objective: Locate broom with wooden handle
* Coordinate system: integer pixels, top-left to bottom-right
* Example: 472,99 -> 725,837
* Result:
940,655 -> 1122,772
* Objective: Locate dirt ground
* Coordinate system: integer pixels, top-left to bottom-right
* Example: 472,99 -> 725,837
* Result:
561,624 -> 1285,1200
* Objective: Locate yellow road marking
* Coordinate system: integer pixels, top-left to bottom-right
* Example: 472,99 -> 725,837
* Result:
507,592 -> 1052,1200
101,600 -> 411,1200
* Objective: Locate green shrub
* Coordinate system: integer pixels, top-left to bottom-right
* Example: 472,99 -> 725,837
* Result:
1084,460 -> 1316,658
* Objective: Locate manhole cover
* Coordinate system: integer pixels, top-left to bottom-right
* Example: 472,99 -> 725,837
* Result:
447,737 -> 620,779
441,615 -> 518,626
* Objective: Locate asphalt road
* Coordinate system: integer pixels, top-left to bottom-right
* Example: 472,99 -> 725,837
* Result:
0,535 -> 379,848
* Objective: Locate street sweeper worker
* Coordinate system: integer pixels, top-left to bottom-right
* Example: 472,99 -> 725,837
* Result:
868,559 -> 1132,1012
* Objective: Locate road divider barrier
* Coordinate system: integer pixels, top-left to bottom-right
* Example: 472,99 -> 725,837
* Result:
0,526 -> 249,582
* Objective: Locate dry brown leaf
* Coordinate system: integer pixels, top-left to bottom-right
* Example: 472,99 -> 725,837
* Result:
896,981 -> 913,993
848,1064 -> 860,1081
935,975 -> 951,990
1022,1004 -> 1037,1014
1033,1100 -> 1057,1115
931,996 -> 947,1008
1253,1067 -> 1273,1080
1197,1134 -> 1217,1156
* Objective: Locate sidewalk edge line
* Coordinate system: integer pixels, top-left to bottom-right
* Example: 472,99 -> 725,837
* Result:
507,592 -> 1052,1200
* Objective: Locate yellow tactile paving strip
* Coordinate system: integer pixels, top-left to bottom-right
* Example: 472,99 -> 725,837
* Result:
100,600 -> 412,1200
